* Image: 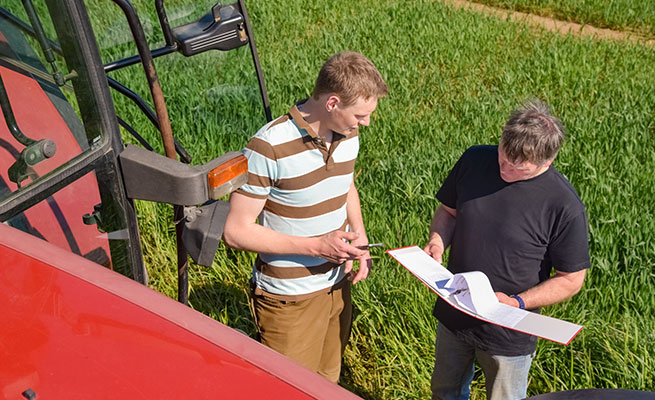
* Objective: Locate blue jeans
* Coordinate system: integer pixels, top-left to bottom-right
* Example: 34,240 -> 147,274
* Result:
431,323 -> 534,400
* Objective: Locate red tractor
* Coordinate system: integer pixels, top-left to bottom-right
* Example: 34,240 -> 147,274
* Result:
0,1 -> 359,398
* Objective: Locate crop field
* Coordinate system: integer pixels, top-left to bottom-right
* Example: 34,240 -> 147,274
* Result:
470,0 -> 655,37
84,0 -> 655,398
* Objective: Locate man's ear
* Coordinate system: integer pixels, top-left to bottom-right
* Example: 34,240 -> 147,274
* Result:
325,95 -> 340,112
543,154 -> 557,168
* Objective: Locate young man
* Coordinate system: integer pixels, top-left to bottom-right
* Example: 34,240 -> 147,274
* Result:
223,51 -> 387,382
424,99 -> 590,400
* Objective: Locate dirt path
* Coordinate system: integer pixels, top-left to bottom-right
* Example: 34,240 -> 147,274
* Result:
440,0 -> 655,47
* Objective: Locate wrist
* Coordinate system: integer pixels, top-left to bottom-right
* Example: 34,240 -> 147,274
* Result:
306,236 -> 322,257
350,231 -> 367,244
510,294 -> 525,309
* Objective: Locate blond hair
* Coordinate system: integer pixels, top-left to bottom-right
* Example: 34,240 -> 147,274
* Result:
312,51 -> 388,106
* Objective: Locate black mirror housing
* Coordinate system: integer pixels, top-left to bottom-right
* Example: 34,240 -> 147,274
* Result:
181,200 -> 230,267
172,3 -> 248,56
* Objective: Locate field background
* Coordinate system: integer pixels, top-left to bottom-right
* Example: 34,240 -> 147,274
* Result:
471,0 -> 655,37
86,0 -> 655,398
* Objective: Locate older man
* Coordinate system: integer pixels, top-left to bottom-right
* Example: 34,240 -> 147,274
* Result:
425,99 -> 590,400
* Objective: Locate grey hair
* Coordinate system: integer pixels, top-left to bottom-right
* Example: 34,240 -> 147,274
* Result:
500,99 -> 566,165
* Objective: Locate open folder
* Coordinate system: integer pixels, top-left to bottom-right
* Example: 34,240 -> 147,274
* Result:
387,246 -> 582,345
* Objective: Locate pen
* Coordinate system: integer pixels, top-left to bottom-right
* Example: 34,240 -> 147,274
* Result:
357,243 -> 383,250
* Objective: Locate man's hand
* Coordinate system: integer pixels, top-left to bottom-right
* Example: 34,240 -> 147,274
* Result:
494,269 -> 587,311
495,292 -> 521,308
423,240 -> 445,263
315,230 -> 366,264
345,234 -> 372,284
424,204 -> 456,263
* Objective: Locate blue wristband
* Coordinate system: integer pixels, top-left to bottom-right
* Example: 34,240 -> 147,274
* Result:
510,295 -> 525,309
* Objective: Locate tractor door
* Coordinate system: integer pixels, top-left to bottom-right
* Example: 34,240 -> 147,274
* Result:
0,1 -> 146,282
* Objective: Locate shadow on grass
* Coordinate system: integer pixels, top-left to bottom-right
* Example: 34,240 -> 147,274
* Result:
190,277 -> 377,399
340,304 -> 381,400
188,277 -> 258,338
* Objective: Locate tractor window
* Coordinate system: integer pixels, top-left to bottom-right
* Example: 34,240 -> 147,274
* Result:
0,2 -> 144,282
4,169 -> 135,278
0,3 -> 104,200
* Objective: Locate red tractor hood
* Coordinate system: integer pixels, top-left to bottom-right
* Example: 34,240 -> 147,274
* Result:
0,223 -> 361,399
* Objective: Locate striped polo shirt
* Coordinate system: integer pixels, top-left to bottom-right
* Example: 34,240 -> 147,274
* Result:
237,101 -> 358,299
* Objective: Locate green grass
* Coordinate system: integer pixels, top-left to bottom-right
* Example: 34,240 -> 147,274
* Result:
469,0 -> 655,38
87,0 -> 655,398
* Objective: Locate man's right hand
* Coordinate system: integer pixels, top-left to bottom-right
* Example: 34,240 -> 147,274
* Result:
423,241 -> 444,263
315,230 -> 366,264
424,204 -> 456,263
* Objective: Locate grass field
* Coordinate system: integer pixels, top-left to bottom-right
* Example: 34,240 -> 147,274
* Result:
87,0 -> 655,398
470,0 -> 655,38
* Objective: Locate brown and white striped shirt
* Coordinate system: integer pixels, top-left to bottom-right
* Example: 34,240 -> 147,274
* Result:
237,101 -> 358,299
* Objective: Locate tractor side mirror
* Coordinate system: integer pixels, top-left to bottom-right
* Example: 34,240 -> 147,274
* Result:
118,144 -> 247,206
181,200 -> 230,267
172,3 -> 248,56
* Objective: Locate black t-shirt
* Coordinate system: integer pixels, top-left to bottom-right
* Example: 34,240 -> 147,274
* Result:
433,145 -> 590,356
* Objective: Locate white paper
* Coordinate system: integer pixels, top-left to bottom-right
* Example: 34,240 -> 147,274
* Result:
444,271 -> 499,316
388,246 -> 583,345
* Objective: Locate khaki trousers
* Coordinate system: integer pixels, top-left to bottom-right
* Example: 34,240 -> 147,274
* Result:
252,283 -> 352,383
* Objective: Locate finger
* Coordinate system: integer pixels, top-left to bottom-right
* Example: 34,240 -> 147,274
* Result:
323,254 -> 345,264
352,259 -> 371,284
344,260 -> 353,274
424,245 -> 442,263
336,230 -> 360,242
345,242 -> 368,256
351,267 -> 366,284
338,248 -> 365,261
337,247 -> 364,262
346,270 -> 356,281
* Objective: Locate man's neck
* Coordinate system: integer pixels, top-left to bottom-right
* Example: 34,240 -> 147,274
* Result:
297,98 -> 331,138
533,164 -> 552,178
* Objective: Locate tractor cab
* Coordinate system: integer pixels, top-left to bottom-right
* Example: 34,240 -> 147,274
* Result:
1,0 -> 147,280
0,0 -> 268,289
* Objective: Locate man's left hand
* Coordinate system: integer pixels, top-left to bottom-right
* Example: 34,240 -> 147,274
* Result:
495,292 -> 522,308
345,236 -> 372,284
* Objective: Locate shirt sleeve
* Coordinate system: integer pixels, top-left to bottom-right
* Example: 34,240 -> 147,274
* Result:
436,150 -> 467,209
236,136 -> 278,199
548,211 -> 591,272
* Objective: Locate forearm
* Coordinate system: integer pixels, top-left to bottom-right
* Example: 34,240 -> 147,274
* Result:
223,191 -> 320,256
346,183 -> 367,240
425,205 -> 456,261
344,182 -> 372,283
224,191 -> 364,263
512,269 -> 587,309
224,219 -> 319,256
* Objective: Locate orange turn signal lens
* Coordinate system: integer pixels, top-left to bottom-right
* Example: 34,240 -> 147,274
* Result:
208,154 -> 248,190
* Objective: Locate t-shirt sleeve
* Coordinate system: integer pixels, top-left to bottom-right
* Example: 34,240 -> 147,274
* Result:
436,151 -> 467,209
548,211 -> 591,272
236,136 -> 278,199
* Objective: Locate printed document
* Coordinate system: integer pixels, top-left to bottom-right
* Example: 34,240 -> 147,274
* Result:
387,246 -> 582,345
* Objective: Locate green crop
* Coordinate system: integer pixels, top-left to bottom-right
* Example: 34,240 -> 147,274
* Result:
85,0 -> 655,398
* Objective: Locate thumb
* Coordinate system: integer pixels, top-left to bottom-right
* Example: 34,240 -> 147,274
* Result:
339,231 -> 360,242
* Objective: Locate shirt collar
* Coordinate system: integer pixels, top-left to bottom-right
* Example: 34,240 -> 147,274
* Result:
288,100 -> 318,138
288,99 -> 357,140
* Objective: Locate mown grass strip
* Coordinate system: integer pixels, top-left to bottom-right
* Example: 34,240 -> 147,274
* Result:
439,0 -> 655,46
469,0 -> 655,38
